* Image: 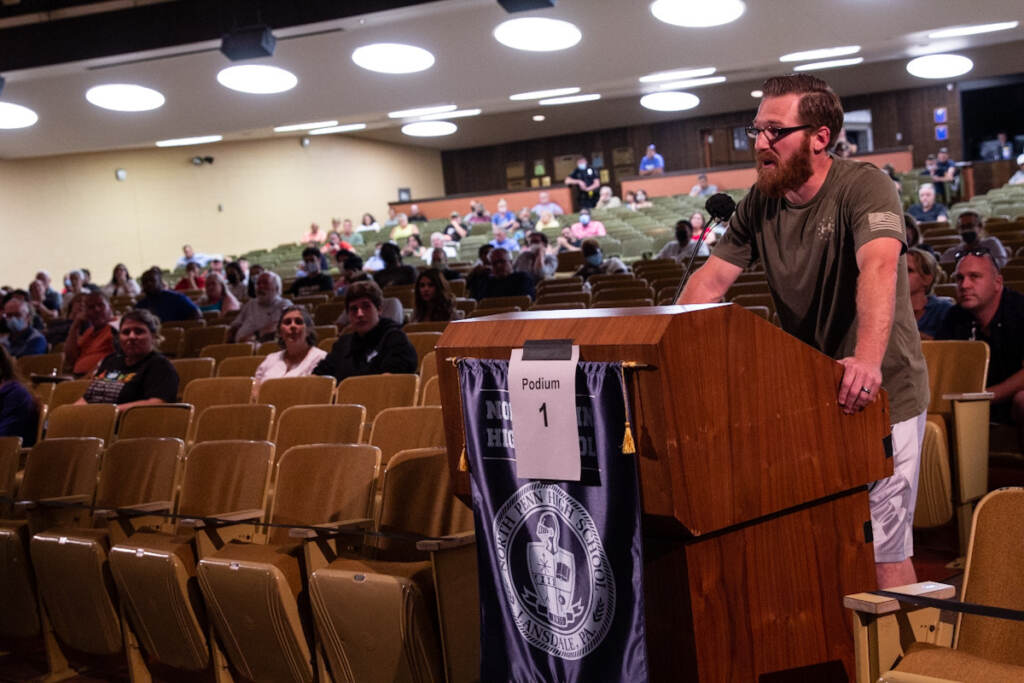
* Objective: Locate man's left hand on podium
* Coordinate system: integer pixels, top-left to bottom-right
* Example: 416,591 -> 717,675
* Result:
837,356 -> 882,414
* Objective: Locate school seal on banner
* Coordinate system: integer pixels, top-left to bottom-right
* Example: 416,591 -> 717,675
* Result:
493,482 -> 616,660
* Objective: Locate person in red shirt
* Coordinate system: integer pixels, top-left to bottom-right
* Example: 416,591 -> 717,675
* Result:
65,290 -> 118,376
174,262 -> 205,291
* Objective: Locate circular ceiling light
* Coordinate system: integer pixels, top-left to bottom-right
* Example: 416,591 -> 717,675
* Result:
906,53 -> 973,79
85,83 -> 165,112
155,135 -> 222,148
509,86 -> 580,101
0,102 -> 39,129
493,17 -> 582,52
650,0 -> 745,28
638,66 -> 716,83
750,89 -> 763,98
351,43 -> 435,74
640,91 -> 700,112
216,65 -> 297,94
309,123 -> 367,135
779,45 -> 860,63
792,57 -> 864,71
401,121 -> 457,137
532,115 -> 546,122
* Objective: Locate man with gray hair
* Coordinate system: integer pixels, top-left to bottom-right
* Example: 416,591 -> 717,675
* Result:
907,183 -> 948,223
230,271 -> 292,343
2,298 -> 47,357
938,210 -> 1008,269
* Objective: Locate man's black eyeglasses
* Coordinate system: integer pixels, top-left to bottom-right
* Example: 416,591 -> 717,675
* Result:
744,124 -> 813,143
953,246 -> 992,262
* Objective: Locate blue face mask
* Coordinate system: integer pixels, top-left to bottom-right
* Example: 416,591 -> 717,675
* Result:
577,163 -> 587,170
580,215 -> 591,225
6,316 -> 26,333
586,252 -> 602,267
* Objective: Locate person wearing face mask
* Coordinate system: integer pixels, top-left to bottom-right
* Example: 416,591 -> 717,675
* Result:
224,261 -> 248,301
573,239 -> 628,282
569,208 -> 606,240
565,155 -> 600,210
938,211 -> 1008,269
290,247 -> 335,296
1,298 -> 47,358
229,271 -> 292,343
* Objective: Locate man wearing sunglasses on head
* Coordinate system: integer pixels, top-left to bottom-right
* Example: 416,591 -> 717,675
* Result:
936,247 -> 1024,449
938,210 -> 1008,270
678,74 -> 929,589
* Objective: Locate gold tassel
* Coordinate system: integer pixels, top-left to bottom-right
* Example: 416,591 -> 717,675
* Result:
621,420 -> 636,454
458,447 -> 469,472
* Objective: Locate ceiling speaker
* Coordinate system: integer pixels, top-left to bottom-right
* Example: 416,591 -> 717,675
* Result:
220,25 -> 276,61
497,0 -> 555,12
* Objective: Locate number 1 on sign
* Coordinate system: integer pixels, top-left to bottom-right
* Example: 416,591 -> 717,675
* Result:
539,402 -> 548,427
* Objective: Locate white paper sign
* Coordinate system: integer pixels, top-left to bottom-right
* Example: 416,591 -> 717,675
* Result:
507,345 -> 581,481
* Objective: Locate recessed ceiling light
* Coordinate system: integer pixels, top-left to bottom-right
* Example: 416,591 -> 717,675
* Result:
657,75 -> 726,90
509,87 -> 580,101
420,108 -> 481,120
155,135 -> 222,148
401,121 -> 457,137
216,65 -> 297,94
388,104 -> 456,119
274,120 -> 338,133
750,89 -> 763,98
493,17 -> 582,52
792,57 -> 864,71
352,43 -> 435,74
650,0 -> 745,28
309,123 -> 367,135
906,53 -> 973,79
532,115 -> 545,122
85,84 -> 165,112
927,21 -> 1018,39
779,45 -> 860,62
640,91 -> 700,112
638,67 -> 716,83
0,102 -> 39,129
538,93 -> 600,106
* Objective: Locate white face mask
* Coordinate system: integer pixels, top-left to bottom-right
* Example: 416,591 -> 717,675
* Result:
577,162 -> 587,170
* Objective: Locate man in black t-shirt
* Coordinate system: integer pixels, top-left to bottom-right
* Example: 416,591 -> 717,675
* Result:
290,247 -> 334,297
565,155 -> 600,210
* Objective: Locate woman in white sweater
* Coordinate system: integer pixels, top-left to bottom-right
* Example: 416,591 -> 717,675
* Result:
252,305 -> 327,398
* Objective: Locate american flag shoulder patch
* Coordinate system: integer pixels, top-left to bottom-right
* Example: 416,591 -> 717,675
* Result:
868,211 -> 903,233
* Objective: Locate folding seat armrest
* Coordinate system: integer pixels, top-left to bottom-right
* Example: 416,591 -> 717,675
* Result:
93,500 -> 174,521
287,517 -> 374,539
14,493 -> 92,512
416,530 -> 476,552
844,581 -> 955,615
180,508 -> 264,528
941,391 -> 994,401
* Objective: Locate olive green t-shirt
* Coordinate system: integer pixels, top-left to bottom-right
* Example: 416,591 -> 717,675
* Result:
712,157 -> 929,423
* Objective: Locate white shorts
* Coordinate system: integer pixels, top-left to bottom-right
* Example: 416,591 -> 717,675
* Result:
869,411 -> 926,563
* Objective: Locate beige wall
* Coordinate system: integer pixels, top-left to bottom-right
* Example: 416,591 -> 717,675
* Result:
0,135 -> 444,287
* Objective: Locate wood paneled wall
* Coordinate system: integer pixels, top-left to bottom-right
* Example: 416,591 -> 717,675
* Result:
441,84 -> 961,195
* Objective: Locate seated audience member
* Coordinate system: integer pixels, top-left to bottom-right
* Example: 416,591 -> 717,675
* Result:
594,186 -> 621,210
537,210 -> 560,230
0,345 -> 40,446
60,270 -> 88,317
1010,154 -> 1024,185
574,239 -> 628,282
230,271 -> 292,343
517,208 -> 535,233
402,233 -> 426,260
489,228 -> 520,252
174,262 -> 205,291
426,232 -> 458,261
43,292 -> 86,347
363,244 -> 386,272
66,291 -> 118,376
638,144 -> 665,176
77,309 -> 178,411
882,164 -> 903,195
624,191 -> 638,211
425,249 -> 464,283
360,213 -> 381,232
3,289 -> 43,331
407,204 -> 427,222
389,213 -> 419,242
252,306 -> 327,396
135,268 -> 201,322
556,227 -> 581,253
27,279 -> 59,324
337,218 -> 364,246
314,281 -> 418,382
903,213 -> 930,255
443,212 -> 467,242
224,261 -> 248,301
531,191 -> 564,217
474,243 -> 494,267
936,249 -> 1024,445
411,269 -> 457,323
907,247 -> 952,339
373,243 -> 417,288
689,174 -> 718,198
290,247 -> 335,296
34,271 -> 62,313
303,222 -> 327,244
207,257 -> 225,278
334,253 -> 368,295
634,189 -> 653,209
938,211 -> 1008,269
246,264 -> 265,299
657,220 -> 709,262
320,231 -> 351,258
929,147 -> 957,203
907,184 -> 948,223
383,207 -> 399,229
514,231 -> 558,281
569,209 -> 607,240
468,248 -> 536,301
1,298 -> 47,358
467,201 -> 492,225
491,198 -> 518,233
175,244 -> 210,270
198,273 -> 241,314
102,263 -> 141,298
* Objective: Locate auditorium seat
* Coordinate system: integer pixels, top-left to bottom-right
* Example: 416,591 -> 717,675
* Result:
256,340 -> 281,355
731,293 -> 776,317
420,375 -> 441,406
216,354 -> 268,378
108,440 -> 274,679
30,438 -> 183,664
169,357 -> 216,400
314,301 -> 347,326
191,403 -> 275,443
534,291 -> 590,307
476,295 -> 531,310
406,331 -> 441,366
182,376 -> 254,420
418,351 -> 437,404
404,321 -> 449,333
368,406 -> 446,467
845,488 -> 1024,681
183,325 -> 230,358
592,298 -> 654,308
0,436 -> 21,516
256,376 -> 336,426
273,404 -> 367,455
159,326 -> 185,357
336,374 -> 419,427
17,352 -> 64,378
467,306 -> 520,318
317,336 -> 337,352
198,342 -> 255,370
196,443 -> 381,683
592,287 -> 655,305
117,402 -> 193,440
45,403 -> 117,442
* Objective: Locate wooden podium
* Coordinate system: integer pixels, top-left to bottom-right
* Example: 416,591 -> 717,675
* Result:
435,304 -> 892,682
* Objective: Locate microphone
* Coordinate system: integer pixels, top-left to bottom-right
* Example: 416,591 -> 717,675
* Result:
672,193 -> 737,304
